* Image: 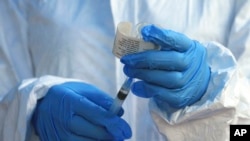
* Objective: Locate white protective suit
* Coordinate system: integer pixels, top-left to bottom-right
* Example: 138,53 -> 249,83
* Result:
0,0 -> 250,141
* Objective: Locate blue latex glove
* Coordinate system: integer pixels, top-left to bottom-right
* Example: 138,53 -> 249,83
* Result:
121,25 -> 210,108
32,82 -> 131,141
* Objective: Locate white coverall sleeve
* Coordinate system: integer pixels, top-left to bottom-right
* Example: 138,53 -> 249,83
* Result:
1,1 -> 115,140
149,2 -> 250,141
0,1 -> 94,140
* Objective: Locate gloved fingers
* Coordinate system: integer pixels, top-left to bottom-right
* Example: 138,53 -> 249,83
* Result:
66,134 -> 97,141
131,81 -> 155,98
132,79 -> 209,108
123,66 -> 188,89
104,117 -> 132,140
77,87 -> 124,116
141,25 -> 193,52
68,115 -> 113,140
73,95 -> 132,140
63,82 -> 124,116
121,50 -> 190,71
131,81 -> 191,108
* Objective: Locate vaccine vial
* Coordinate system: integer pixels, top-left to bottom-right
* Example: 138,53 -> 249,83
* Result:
112,22 -> 160,58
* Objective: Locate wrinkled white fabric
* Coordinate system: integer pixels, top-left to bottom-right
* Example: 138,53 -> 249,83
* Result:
0,0 -> 250,141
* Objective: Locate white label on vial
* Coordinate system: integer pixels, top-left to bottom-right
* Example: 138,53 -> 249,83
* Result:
112,22 -> 160,58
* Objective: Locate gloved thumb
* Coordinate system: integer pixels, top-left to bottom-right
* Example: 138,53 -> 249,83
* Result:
141,25 -> 192,52
131,81 -> 155,98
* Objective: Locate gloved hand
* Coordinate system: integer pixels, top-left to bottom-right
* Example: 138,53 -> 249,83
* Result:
121,25 -> 210,108
32,82 -> 132,141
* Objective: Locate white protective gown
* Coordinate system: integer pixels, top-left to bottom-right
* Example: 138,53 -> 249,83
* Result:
0,0 -> 250,141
